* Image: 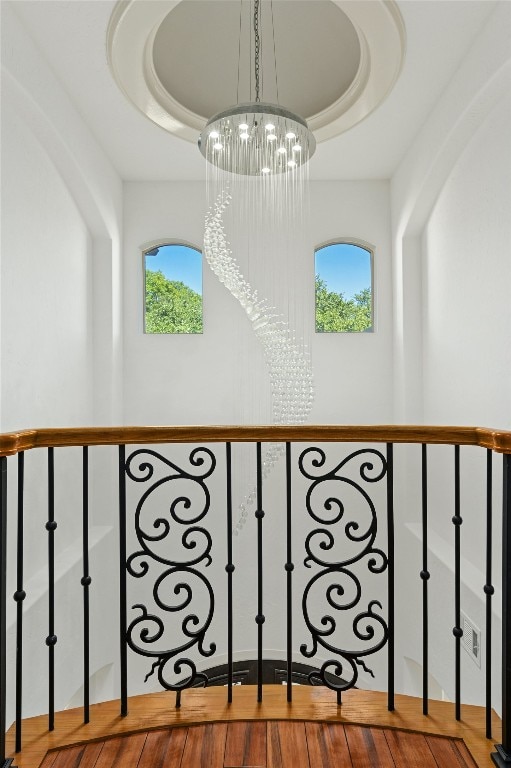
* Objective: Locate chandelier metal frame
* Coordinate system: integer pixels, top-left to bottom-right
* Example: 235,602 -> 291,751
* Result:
198,0 -> 316,175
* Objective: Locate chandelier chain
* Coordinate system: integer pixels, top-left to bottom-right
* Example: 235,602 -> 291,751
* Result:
270,0 -> 279,105
253,0 -> 261,102
199,0 -> 316,174
236,0 -> 243,104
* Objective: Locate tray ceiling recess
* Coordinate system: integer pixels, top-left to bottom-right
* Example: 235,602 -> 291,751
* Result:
107,0 -> 406,145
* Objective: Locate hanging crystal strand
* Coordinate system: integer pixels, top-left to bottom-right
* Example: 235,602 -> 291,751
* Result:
201,0 -> 316,534
203,188 -> 314,533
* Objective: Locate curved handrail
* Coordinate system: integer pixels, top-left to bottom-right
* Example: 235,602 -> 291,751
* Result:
1,424 -> 511,456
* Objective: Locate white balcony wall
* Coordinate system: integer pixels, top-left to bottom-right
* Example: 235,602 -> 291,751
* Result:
391,2 -> 511,712
1,0 -> 510,732
1,2 -> 123,722
122,180 -> 393,426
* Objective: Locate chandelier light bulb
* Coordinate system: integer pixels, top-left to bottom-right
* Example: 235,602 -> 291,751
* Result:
287,159 -> 296,168
197,0 -> 316,176
199,103 -> 315,175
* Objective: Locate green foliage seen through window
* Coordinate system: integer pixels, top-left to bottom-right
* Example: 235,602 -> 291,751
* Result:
315,277 -> 371,332
145,270 -> 202,333
315,243 -> 373,333
144,244 -> 203,334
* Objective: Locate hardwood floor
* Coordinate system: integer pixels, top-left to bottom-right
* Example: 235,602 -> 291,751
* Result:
6,686 -> 500,768
37,721 -> 478,768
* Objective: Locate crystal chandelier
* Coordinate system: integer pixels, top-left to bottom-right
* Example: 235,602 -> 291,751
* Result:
199,0 -> 315,534
198,0 -> 316,176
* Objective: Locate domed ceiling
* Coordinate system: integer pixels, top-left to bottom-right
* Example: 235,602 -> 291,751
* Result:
152,1 -> 361,121
108,0 -> 405,143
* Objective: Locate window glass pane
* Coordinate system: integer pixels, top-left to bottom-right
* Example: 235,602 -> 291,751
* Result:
144,243 -> 203,334
315,242 -> 373,333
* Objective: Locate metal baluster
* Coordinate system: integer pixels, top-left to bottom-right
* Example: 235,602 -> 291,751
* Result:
285,442 -> 293,703
452,445 -> 462,722
0,456 -> 8,767
255,442 -> 265,703
46,449 -> 57,732
14,453 -> 26,751
484,449 -> 494,739
492,453 -> 511,767
387,443 -> 394,711
226,443 -> 234,703
421,444 -> 430,716
118,445 -> 128,717
81,448 -> 91,724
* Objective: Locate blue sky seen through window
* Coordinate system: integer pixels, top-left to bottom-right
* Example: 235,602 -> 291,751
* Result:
145,244 -> 202,295
315,242 -> 373,333
316,243 -> 371,299
315,242 -> 371,299
144,243 -> 203,334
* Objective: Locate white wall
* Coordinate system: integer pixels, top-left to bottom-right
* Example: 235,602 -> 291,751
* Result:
422,95 -> 511,428
1,105 -> 118,714
309,182 -> 393,423
389,2 -> 511,711
123,180 -> 393,425
391,0 -> 511,424
1,107 -> 93,433
397,88 -> 511,713
1,2 -> 124,722
1,95 -> 95,611
1,1 -> 124,428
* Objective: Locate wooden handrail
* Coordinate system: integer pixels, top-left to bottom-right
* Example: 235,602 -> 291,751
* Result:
1,424 -> 511,456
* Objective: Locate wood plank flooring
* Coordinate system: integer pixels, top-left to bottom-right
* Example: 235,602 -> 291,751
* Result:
6,686 -> 500,768
37,721 -> 478,768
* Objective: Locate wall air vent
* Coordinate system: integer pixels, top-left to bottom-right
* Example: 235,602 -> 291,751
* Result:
461,611 -> 481,667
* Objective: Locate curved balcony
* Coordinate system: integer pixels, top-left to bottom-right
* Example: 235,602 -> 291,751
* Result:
1,425 -> 510,767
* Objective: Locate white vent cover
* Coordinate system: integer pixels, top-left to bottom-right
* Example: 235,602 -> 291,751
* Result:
461,611 -> 481,667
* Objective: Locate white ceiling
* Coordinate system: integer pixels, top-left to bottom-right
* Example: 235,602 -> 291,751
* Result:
152,1 -> 361,121
9,0 -> 497,181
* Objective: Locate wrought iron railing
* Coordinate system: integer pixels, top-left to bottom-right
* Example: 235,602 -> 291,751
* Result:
1,425 -> 511,768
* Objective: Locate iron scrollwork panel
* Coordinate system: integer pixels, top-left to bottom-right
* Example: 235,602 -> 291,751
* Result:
299,447 -> 389,693
124,446 -> 217,692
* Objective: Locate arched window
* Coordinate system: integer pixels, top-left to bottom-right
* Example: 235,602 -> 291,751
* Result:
315,241 -> 373,333
144,242 -> 203,334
